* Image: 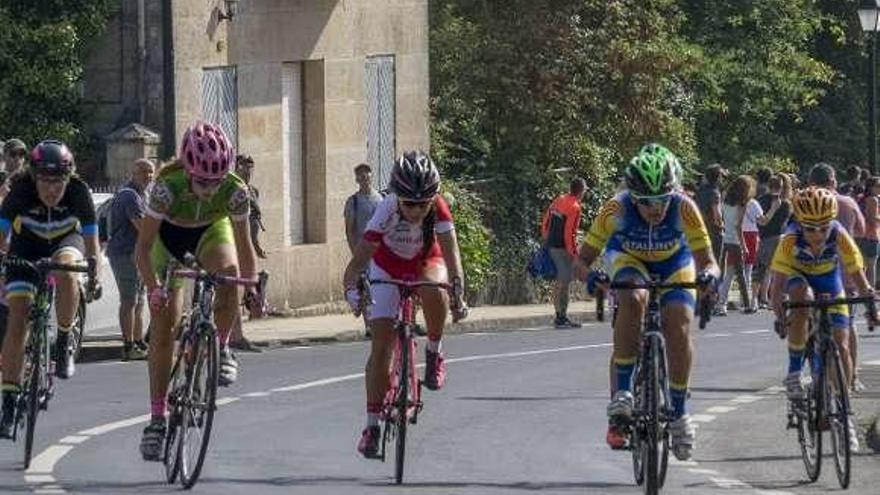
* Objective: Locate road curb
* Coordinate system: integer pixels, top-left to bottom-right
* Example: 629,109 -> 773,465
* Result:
79,309 -> 598,363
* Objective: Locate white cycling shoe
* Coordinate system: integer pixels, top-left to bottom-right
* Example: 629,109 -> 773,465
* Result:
668,415 -> 696,461
607,390 -> 634,420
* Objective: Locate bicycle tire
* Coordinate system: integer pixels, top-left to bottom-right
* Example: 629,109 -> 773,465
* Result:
22,344 -> 41,470
596,291 -> 605,322
179,326 -> 218,489
643,335 -> 661,495
799,350 -> 822,482
164,350 -> 187,484
656,339 -> 671,489
394,329 -> 409,485
826,342 -> 851,489
72,287 -> 87,362
632,358 -> 645,486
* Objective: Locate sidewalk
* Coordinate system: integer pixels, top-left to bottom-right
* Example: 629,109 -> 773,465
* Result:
81,300 -> 597,362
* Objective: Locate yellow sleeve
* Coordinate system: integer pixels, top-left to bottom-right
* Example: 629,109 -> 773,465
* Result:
837,230 -> 865,274
679,197 -> 711,252
770,235 -> 798,276
585,199 -> 622,251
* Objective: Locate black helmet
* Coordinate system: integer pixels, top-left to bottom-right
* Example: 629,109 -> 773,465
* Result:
31,140 -> 75,177
389,151 -> 440,201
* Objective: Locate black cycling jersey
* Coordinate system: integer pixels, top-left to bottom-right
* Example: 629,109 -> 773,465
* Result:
0,174 -> 97,255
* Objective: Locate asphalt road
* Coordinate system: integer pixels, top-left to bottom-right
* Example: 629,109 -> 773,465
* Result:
1,312 -> 879,494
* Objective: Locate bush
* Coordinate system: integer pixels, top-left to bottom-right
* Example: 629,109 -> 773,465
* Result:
442,180 -> 491,304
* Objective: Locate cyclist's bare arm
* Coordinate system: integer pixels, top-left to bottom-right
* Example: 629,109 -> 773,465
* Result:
231,217 -> 257,279
769,269 -> 789,321
343,239 -> 379,287
437,230 -> 464,287
83,232 -> 101,277
136,215 -> 163,290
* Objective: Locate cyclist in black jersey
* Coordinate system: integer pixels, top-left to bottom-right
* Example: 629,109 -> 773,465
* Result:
0,140 -> 101,439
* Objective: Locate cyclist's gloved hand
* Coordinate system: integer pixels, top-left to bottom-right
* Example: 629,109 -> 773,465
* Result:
88,280 -> 103,302
774,319 -> 787,339
696,270 -> 719,291
149,286 -> 169,312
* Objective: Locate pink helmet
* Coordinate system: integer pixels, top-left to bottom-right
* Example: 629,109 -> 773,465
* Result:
180,121 -> 233,180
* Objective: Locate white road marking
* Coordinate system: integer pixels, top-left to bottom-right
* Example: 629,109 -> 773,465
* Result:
24,475 -> 55,484
668,458 -> 698,466
215,397 -> 240,406
241,391 -> 271,398
690,414 -> 716,423
864,359 -> 880,366
731,395 -> 762,404
271,373 -> 364,393
762,385 -> 785,394
26,445 -> 73,474
741,329 -> 770,335
704,333 -> 732,338
78,414 -> 151,436
687,468 -> 719,475
710,477 -> 750,488
707,406 -> 737,414
58,435 -> 89,445
757,491 -> 796,495
33,488 -> 64,494
446,343 -> 613,364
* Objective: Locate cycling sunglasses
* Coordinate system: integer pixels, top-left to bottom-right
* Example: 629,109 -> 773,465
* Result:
400,199 -> 432,209
191,176 -> 224,188
633,194 -> 672,207
802,223 -> 831,234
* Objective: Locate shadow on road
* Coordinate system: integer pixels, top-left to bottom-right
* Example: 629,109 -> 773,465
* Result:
690,386 -> 767,394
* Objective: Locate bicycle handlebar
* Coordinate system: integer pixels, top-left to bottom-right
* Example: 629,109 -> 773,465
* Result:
608,281 -> 702,291
368,279 -> 452,290
3,256 -> 91,274
780,295 -> 877,334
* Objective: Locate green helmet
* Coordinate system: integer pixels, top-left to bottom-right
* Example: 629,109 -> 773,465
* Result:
625,143 -> 680,197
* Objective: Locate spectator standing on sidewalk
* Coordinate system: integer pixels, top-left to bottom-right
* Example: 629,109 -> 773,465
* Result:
717,175 -> 755,316
755,174 -> 792,307
858,177 -> 880,287
695,164 -> 727,264
107,159 -> 154,360
541,178 -> 586,328
344,163 -> 383,253
228,154 -> 267,352
3,139 -> 27,177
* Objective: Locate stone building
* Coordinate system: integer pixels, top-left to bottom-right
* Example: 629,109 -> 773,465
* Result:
83,0 -> 430,308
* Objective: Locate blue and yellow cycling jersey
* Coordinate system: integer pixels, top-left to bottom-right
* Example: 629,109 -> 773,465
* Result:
585,191 -> 711,262
770,221 -> 864,329
770,221 -> 863,278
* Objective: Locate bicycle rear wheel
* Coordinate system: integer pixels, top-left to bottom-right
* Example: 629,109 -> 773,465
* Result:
22,348 -> 41,470
656,340 -> 671,489
797,352 -> 822,482
178,326 -> 218,489
394,330 -> 410,485
632,358 -> 645,486
825,342 -> 851,489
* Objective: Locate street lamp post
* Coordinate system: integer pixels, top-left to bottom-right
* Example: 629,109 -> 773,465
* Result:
859,0 -> 880,174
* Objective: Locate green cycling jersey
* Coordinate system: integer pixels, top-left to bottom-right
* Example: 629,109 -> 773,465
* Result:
146,164 -> 250,226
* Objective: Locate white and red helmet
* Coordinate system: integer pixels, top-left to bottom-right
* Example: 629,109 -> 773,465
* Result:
180,121 -> 233,180
389,151 -> 441,201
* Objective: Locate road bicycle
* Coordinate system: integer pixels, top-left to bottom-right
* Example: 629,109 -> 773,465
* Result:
779,294 -> 876,489
162,254 -> 268,489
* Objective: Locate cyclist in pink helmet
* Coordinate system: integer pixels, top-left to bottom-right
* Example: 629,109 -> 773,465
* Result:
135,121 -> 265,461
181,120 -> 233,181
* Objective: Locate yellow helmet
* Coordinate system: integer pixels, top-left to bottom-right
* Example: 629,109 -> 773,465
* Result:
792,187 -> 837,226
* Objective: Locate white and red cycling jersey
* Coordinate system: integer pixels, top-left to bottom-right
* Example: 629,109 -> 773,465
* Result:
363,193 -> 454,279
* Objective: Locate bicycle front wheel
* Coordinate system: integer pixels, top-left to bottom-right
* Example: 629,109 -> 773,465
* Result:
798,352 -> 822,482
394,331 -> 410,485
22,351 -> 40,470
72,286 -> 87,362
164,348 -> 188,484
825,342 -> 851,489
641,336 -> 663,495
178,326 -> 219,489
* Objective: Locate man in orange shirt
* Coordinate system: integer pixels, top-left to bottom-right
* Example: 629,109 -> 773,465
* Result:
542,178 -> 587,328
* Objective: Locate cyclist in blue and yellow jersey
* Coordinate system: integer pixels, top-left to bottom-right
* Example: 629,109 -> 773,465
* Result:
769,187 -> 875,452
576,144 -> 719,461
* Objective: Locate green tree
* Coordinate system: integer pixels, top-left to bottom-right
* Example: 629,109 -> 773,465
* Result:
0,1 -> 114,147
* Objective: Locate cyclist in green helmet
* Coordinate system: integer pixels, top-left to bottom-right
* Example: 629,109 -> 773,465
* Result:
577,143 -> 720,461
